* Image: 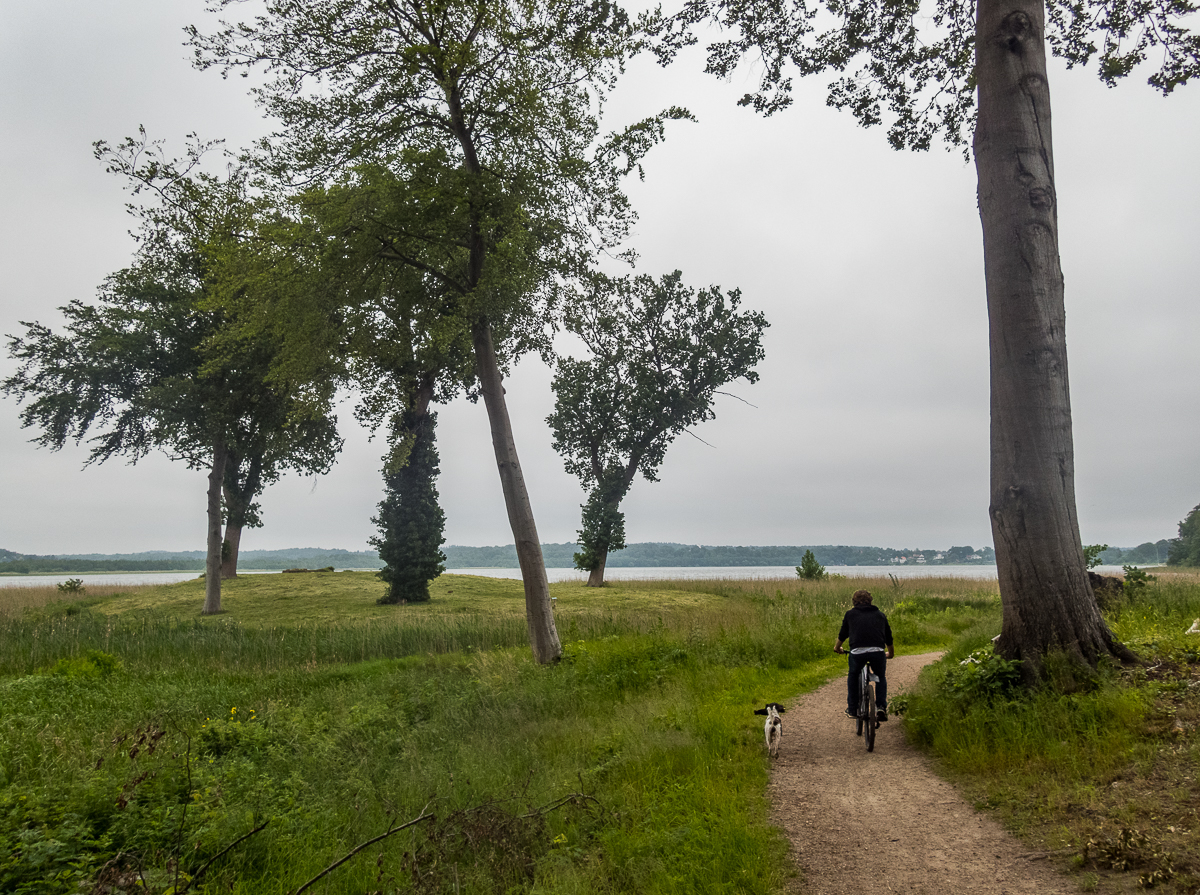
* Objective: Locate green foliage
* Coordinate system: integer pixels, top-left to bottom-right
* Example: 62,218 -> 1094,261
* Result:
1167,503 -> 1200,567
1122,565 -> 1157,596
795,550 -> 827,581
1,134 -> 341,586
572,476 -> 627,573
549,271 -> 767,579
1083,544 -> 1108,569
49,649 -> 123,679
940,648 -> 1023,702
371,410 -> 446,603
663,0 -> 1200,151
55,579 -> 84,594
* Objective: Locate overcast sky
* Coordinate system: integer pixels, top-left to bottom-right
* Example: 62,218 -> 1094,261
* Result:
1,1 -> 1197,556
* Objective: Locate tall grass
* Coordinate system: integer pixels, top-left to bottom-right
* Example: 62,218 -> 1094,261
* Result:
0,573 -> 1001,895
897,572 -> 1200,891
0,582 -> 162,616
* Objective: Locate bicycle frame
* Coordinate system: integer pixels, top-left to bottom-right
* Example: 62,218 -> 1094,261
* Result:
843,651 -> 882,751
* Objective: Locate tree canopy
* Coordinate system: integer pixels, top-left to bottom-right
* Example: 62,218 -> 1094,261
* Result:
548,271 -> 766,585
2,135 -> 341,612
1168,505 -> 1200,567
190,0 -> 688,660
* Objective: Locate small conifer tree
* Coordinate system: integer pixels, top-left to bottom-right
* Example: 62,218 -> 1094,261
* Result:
796,550 -> 827,581
371,410 -> 446,604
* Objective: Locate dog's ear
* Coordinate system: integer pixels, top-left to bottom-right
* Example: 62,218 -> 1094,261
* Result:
773,704 -> 786,713
754,708 -> 767,715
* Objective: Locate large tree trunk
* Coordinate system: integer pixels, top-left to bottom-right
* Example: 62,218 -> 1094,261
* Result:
586,547 -> 608,588
472,322 -> 561,663
220,450 -> 262,579
220,516 -> 242,580
974,0 -> 1135,679
203,440 -> 229,615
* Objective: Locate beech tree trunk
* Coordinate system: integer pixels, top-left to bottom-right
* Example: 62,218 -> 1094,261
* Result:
472,322 -> 562,663
220,517 -> 242,580
586,548 -> 608,587
974,0 -> 1135,679
203,440 -> 229,615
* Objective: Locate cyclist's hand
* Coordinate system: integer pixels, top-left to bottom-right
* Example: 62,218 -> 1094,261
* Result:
834,646 -> 846,655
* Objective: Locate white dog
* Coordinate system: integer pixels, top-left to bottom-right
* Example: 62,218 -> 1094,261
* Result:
754,703 -> 786,758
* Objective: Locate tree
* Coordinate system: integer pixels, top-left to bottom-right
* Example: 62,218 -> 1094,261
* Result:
662,0 -> 1197,679
370,401 -> 447,604
1167,505 -> 1200,567
547,271 -> 767,586
191,0 -> 686,660
796,550 -> 827,580
1,137 -> 340,614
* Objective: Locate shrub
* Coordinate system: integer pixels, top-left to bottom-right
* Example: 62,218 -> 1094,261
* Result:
941,648 -> 1023,702
56,578 -> 85,594
50,649 -> 123,679
1122,565 -> 1156,597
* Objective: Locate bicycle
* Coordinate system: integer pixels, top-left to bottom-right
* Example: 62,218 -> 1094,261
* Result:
837,648 -> 883,752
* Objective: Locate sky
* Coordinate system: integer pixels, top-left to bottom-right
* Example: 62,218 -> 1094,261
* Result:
1,2 -> 1197,556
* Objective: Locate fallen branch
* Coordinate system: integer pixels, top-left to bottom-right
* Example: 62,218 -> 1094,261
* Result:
292,804 -> 435,895
181,820 -> 270,894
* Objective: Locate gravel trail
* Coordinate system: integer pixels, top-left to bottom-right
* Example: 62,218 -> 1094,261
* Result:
768,652 -> 1076,895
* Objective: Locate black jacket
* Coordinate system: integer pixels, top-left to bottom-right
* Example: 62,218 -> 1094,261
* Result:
838,605 -> 893,650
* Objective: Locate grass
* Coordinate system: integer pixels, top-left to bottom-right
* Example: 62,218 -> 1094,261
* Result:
0,570 -> 1001,894
898,569 -> 1200,894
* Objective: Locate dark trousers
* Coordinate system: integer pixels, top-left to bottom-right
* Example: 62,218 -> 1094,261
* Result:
847,651 -> 888,713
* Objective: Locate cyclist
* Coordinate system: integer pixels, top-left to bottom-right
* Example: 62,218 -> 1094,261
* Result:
834,589 -> 894,721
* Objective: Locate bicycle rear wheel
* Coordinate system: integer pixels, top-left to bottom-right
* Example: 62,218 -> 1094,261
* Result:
856,665 -> 868,737
864,679 -> 877,752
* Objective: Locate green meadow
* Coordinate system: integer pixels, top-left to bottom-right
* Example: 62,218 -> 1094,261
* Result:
2,570 -> 1199,893
0,572 -> 995,894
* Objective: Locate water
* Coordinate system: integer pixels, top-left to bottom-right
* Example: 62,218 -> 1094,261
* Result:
0,569 -> 274,588
451,564 -> 1002,582
3,563 -> 1141,589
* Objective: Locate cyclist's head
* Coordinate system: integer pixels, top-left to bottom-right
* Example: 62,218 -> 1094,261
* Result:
852,589 -> 873,607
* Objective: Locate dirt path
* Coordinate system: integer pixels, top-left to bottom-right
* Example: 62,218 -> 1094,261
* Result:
770,652 -> 1075,895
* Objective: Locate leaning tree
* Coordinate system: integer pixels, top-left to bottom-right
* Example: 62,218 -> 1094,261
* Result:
548,271 -> 766,586
191,0 -> 688,661
663,0 -> 1197,679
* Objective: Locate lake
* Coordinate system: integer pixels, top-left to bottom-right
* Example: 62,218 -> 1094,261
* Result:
0,564 -> 1141,589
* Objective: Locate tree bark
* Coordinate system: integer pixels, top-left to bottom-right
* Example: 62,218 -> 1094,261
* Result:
974,0 -> 1135,678
472,322 -> 561,663
220,516 -> 242,580
203,440 -> 229,615
586,547 -> 608,587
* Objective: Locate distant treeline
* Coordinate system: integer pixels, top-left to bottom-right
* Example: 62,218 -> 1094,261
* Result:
443,542 -> 998,568
8,540 -> 1178,575
0,548 -> 383,575
1099,541 -> 1174,566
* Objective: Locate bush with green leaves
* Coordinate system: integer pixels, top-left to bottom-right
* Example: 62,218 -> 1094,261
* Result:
941,648 -> 1023,702
56,578 -> 85,594
1122,565 -> 1157,597
50,649 -> 123,680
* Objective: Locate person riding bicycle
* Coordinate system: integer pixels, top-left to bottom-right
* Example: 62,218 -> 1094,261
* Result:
834,589 -> 894,721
